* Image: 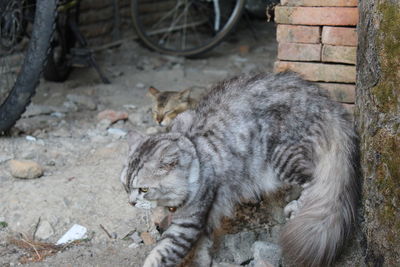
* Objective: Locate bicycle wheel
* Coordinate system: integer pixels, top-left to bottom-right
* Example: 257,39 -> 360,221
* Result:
131,0 -> 245,57
0,0 -> 58,134
43,3 -> 79,82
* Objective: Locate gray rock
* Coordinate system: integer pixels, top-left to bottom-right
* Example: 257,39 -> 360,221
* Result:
250,241 -> 281,267
50,128 -> 72,138
215,231 -> 257,264
130,231 -> 143,244
63,101 -> 79,112
97,119 -> 113,131
25,135 -> 37,142
128,242 -> 140,249
50,112 -> 65,118
66,94 -> 97,110
22,104 -> 54,118
8,160 -> 44,179
212,263 -> 241,267
203,69 -> 229,78
107,128 -> 128,138
0,155 -> 13,164
123,104 -> 137,110
35,220 -> 55,240
145,127 -> 158,135
135,82 -> 145,89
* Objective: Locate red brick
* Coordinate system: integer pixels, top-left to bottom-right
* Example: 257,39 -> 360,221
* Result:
317,83 -> 355,103
275,6 -> 358,26
342,103 -> 355,114
274,61 -> 356,83
277,25 -> 320,43
281,0 -> 357,7
97,109 -> 128,123
322,26 -> 358,46
322,45 -> 357,64
278,43 -> 321,61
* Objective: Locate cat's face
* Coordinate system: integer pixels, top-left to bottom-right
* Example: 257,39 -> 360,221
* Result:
148,87 -> 191,126
120,132 -> 192,210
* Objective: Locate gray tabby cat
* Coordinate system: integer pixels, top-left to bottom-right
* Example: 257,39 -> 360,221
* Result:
120,72 -> 359,267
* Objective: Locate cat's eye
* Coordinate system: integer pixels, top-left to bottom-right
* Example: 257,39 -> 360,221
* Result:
139,188 -> 149,193
168,207 -> 177,212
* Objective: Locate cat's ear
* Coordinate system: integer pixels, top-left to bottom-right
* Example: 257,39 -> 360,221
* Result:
127,130 -> 146,152
179,89 -> 191,101
169,111 -> 194,133
148,86 -> 159,99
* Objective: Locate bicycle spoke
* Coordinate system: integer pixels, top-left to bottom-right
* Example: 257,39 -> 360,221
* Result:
159,4 -> 186,46
181,0 -> 187,50
132,0 -> 245,55
151,1 -> 182,31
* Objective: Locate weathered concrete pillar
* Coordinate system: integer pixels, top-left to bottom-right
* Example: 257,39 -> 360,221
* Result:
356,0 -> 400,266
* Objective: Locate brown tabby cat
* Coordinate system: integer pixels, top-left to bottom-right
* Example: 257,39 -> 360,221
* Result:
148,87 -> 197,127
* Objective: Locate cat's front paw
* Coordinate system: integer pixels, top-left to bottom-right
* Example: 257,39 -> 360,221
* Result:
143,253 -> 162,267
283,200 -> 299,219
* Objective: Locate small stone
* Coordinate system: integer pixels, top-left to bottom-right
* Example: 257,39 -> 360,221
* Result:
46,160 -> 56,166
123,104 -> 137,110
232,55 -> 248,63
252,260 -> 274,267
97,109 -> 129,123
50,112 -> 65,118
51,128 -> 72,138
25,135 -> 37,142
22,104 -> 53,118
131,231 -> 143,244
63,101 -> 79,112
212,263 -> 241,267
215,231 -> 256,264
67,94 -> 97,110
0,155 -> 13,164
136,83 -> 145,89
107,128 -> 128,138
128,112 -> 148,126
140,231 -> 155,245
251,241 -> 281,267
203,69 -> 229,77
9,160 -> 44,179
97,119 -> 113,131
146,127 -> 158,135
128,242 -> 140,249
35,220 -> 54,240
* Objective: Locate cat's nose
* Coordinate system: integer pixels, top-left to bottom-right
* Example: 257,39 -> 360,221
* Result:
128,201 -> 136,206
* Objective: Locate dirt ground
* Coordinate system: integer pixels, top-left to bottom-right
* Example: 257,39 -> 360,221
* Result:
0,20 -> 278,267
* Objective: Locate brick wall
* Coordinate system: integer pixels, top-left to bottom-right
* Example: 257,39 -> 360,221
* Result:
79,0 -> 132,46
273,0 -> 358,110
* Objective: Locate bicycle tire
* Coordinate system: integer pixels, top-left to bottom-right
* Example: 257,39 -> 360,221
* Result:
131,0 -> 245,57
43,4 -> 78,82
0,0 -> 58,134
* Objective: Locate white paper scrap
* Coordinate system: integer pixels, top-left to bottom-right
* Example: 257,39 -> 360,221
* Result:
56,224 -> 87,245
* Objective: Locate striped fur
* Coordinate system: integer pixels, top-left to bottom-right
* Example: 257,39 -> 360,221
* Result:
120,72 -> 359,267
148,87 -> 197,126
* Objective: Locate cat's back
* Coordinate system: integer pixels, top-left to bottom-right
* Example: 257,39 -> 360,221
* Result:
194,72 -> 336,123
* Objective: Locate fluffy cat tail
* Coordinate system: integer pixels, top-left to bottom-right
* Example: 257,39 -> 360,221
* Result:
280,123 -> 359,267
